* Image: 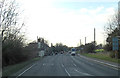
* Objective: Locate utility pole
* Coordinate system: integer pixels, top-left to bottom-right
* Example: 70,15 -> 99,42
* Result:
80,39 -> 81,46
94,28 -> 96,45
118,1 -> 120,30
37,36 -> 38,42
85,37 -> 86,45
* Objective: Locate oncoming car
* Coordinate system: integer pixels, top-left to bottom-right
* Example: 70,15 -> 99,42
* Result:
71,48 -> 76,56
71,51 -> 76,56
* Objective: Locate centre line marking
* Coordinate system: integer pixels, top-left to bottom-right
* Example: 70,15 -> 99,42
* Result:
65,68 -> 71,76
62,64 -> 64,68
61,64 -> 71,76
74,69 -> 93,76
73,63 -> 77,67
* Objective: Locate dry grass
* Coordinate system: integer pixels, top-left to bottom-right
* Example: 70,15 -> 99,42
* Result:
81,52 -> 120,64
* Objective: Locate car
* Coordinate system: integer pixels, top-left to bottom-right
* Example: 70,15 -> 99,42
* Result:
61,51 -> 64,54
71,51 -> 76,56
55,52 -> 58,55
68,51 -> 71,54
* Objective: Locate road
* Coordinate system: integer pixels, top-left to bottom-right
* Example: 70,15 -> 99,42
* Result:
16,53 -> 119,77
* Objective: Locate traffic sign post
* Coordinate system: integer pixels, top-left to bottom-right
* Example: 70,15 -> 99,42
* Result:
112,37 -> 120,58
112,37 -> 119,51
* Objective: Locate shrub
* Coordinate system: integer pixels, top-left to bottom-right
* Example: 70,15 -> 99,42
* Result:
104,44 -> 112,51
2,34 -> 28,67
84,42 -> 96,53
109,52 -> 115,58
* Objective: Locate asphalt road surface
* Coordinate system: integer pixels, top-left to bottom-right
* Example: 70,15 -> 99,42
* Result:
16,53 -> 119,77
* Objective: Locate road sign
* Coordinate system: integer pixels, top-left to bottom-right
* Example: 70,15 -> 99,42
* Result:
38,42 -> 41,49
38,50 -> 45,57
112,37 -> 119,51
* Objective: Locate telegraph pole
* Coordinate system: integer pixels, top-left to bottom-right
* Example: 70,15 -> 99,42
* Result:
118,1 -> 120,30
94,28 -> 96,45
80,39 -> 81,46
85,37 -> 86,45
37,37 -> 41,57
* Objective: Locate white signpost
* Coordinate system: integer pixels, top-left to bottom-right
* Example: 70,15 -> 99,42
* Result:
38,42 -> 41,49
39,50 -> 45,57
38,39 -> 45,57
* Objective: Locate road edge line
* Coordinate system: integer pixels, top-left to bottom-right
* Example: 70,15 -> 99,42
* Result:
16,63 -> 36,78
79,54 -> 120,69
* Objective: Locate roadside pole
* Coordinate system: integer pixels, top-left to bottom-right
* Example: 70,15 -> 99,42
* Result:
112,37 -> 119,58
115,51 -> 118,59
37,38 -> 41,57
117,36 -> 120,59
0,2 -> 3,77
37,37 -> 45,57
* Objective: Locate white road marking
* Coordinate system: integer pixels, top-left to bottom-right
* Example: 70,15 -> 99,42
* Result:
90,63 -> 94,65
79,55 -> 119,70
73,63 -> 77,67
61,64 -> 71,76
16,63 -> 36,78
71,60 -> 77,67
43,63 -> 54,66
74,69 -> 93,76
71,56 -> 85,65
92,60 -> 119,70
62,64 -> 64,68
65,68 -> 71,76
93,60 -> 118,67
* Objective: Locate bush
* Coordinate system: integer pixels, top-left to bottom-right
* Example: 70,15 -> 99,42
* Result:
104,44 -> 112,51
1,0 -> 31,67
109,51 -> 120,59
84,42 -> 96,53
109,52 -> 115,58
2,34 -> 29,67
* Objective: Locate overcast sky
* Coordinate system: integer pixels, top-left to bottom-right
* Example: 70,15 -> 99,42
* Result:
17,0 -> 118,47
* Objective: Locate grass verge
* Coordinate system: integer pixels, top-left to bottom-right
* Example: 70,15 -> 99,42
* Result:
2,57 -> 41,76
81,53 -> 120,64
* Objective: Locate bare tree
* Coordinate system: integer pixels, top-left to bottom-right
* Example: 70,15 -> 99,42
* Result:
104,11 -> 120,51
0,0 -> 27,67
0,0 -> 24,43
105,12 -> 119,35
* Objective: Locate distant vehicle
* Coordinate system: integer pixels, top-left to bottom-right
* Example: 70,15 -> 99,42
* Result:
71,51 -> 76,56
61,51 -> 64,54
55,52 -> 58,55
71,48 -> 76,56
68,51 -> 71,54
71,48 -> 76,51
